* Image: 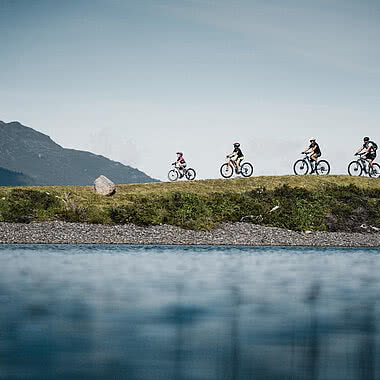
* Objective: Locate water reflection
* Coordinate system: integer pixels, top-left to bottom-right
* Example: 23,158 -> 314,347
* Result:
304,281 -> 320,380
0,245 -> 379,379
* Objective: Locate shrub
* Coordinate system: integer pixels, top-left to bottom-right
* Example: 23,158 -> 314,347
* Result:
0,189 -> 62,223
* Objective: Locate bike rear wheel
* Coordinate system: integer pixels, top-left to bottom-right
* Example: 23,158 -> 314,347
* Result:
220,163 -> 233,178
293,159 -> 308,175
241,162 -> 254,177
369,163 -> 380,178
168,169 -> 179,181
185,168 -> 196,180
348,161 -> 362,176
316,160 -> 330,175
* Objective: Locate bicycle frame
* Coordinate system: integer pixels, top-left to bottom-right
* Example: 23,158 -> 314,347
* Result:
356,156 -> 371,174
172,163 -> 187,174
226,155 -> 241,169
303,153 -> 317,169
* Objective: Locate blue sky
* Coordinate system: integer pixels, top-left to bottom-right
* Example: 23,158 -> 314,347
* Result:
1,0 -> 380,179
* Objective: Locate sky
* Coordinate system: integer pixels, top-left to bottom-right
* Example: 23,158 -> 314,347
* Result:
1,0 -> 380,180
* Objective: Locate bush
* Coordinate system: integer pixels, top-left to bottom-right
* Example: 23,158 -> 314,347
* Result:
109,184 -> 380,232
0,189 -> 61,223
109,192 -> 215,230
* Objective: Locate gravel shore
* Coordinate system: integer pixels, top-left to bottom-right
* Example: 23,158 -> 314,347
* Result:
0,221 -> 379,247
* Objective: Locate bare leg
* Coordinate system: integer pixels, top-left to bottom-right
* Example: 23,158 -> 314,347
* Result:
311,154 -> 318,173
237,158 -> 243,172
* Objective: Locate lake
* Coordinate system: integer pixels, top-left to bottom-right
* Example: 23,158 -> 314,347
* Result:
0,245 -> 379,380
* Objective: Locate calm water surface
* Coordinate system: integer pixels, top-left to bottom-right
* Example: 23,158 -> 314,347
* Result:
0,245 -> 380,380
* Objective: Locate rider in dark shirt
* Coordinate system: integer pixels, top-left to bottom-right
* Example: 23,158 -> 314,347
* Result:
356,137 -> 377,168
228,142 -> 244,173
302,137 -> 321,173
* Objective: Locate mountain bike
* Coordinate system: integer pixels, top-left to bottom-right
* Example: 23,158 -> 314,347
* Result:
347,154 -> 380,178
293,152 -> 330,175
168,163 -> 196,181
220,156 -> 254,178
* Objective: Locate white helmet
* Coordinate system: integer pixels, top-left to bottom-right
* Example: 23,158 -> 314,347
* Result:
310,137 -> 316,142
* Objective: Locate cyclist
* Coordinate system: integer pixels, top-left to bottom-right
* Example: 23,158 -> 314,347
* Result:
356,137 -> 377,169
174,152 -> 187,178
302,137 -> 321,173
227,142 -> 244,173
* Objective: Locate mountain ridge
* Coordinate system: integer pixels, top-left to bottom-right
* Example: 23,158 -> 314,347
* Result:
0,120 -> 158,186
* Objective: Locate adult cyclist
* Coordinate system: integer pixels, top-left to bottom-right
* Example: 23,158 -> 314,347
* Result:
302,137 -> 321,173
356,137 -> 377,169
227,142 -> 244,173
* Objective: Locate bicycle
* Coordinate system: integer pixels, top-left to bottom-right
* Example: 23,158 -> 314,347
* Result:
347,154 -> 380,178
220,156 -> 254,178
168,163 -> 196,181
293,152 -> 330,175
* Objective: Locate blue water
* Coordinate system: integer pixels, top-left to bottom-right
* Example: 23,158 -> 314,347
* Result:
0,245 -> 380,380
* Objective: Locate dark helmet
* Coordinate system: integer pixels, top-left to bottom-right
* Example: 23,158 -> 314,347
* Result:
363,137 -> 370,142
176,152 -> 183,155
233,142 -> 240,147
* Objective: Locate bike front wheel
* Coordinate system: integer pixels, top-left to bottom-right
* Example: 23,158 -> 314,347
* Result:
348,161 -> 362,176
293,159 -> 308,175
369,163 -> 380,178
185,168 -> 196,180
241,162 -> 254,177
316,160 -> 330,175
220,163 -> 234,178
168,169 -> 179,181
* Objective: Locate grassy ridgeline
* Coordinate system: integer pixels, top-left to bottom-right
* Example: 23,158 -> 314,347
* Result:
0,176 -> 380,232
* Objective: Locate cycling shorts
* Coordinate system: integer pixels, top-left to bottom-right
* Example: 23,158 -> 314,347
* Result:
365,152 -> 376,160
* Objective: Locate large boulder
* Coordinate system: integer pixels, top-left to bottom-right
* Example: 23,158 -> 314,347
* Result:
94,175 -> 116,196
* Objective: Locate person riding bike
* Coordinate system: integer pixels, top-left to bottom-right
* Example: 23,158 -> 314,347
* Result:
356,137 -> 377,169
227,142 -> 244,173
174,152 -> 187,178
302,137 -> 321,173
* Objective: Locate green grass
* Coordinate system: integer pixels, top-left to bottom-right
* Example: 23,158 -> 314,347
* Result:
0,175 -> 379,232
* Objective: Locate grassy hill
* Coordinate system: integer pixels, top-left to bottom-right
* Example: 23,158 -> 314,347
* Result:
1,175 -> 380,232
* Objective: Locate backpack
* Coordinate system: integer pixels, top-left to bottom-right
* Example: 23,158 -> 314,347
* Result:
369,141 -> 378,151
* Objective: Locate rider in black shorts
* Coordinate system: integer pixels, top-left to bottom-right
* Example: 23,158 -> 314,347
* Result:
302,137 -> 321,173
356,137 -> 377,168
227,142 -> 244,173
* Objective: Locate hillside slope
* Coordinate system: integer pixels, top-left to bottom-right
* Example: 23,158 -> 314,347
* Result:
0,175 -> 380,232
0,167 -> 35,186
0,121 -> 158,185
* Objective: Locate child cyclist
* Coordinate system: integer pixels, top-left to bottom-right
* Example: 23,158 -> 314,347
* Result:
174,152 -> 187,178
227,142 -> 244,173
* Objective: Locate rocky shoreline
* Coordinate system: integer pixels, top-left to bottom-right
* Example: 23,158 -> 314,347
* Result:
0,221 -> 379,247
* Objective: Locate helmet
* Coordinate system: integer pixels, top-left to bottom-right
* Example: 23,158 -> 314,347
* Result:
363,136 -> 370,142
176,152 -> 183,155
233,142 -> 240,147
310,137 -> 316,142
